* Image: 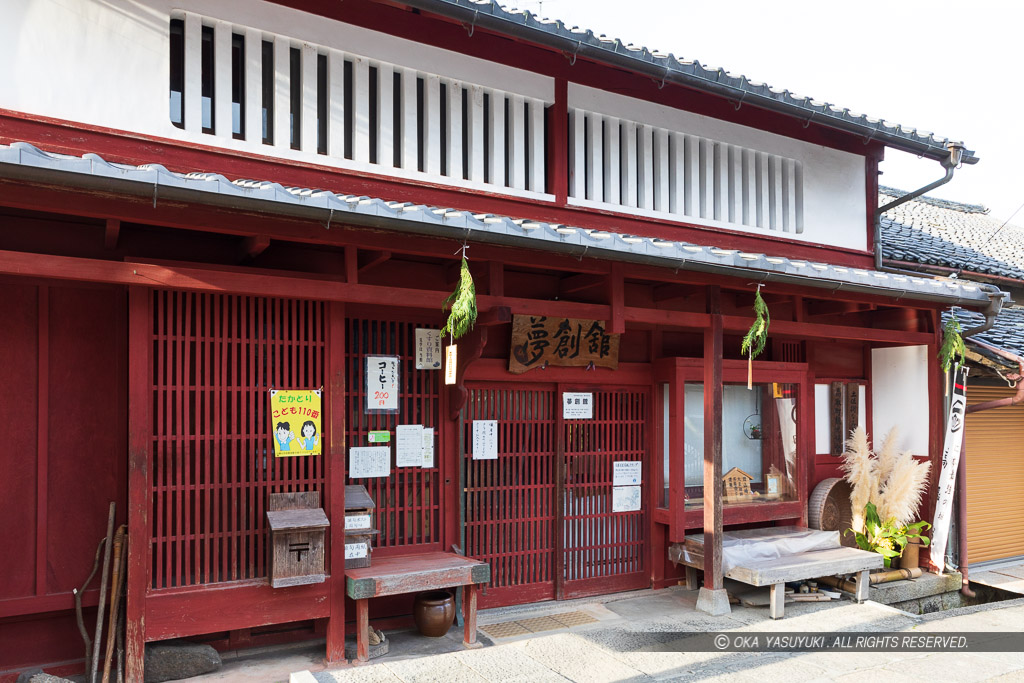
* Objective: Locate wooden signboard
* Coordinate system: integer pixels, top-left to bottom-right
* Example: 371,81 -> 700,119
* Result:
509,315 -> 619,374
845,382 -> 861,435
830,381 -> 845,456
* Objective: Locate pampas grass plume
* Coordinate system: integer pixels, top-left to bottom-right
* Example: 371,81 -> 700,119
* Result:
875,428 -> 900,484
840,426 -> 877,533
878,452 -> 931,527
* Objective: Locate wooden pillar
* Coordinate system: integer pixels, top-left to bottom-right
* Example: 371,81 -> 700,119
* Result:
697,286 -> 728,614
549,78 -> 568,203
325,302 -> 347,663
126,286 -> 152,682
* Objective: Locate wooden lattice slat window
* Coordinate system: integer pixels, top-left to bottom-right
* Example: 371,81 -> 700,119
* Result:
345,318 -> 442,551
150,292 -> 326,589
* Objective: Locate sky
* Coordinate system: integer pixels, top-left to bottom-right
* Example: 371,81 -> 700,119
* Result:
518,0 -> 1024,222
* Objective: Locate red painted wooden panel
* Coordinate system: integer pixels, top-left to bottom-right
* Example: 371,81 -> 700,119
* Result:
149,292 -> 326,588
46,286 -> 127,594
561,388 -> 649,597
344,318 -> 442,551
463,385 -> 558,607
0,283 -> 38,600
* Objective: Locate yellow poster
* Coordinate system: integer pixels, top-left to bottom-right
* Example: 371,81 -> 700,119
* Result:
270,389 -> 323,457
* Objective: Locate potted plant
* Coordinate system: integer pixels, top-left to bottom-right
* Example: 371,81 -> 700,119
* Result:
840,427 -> 932,568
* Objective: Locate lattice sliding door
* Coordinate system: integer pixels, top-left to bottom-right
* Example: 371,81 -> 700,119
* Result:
561,388 -> 648,597
344,318 -> 442,551
463,385 -> 557,607
150,292 -> 326,589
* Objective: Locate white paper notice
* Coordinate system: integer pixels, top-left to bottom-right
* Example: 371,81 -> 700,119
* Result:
345,514 -> 371,531
612,485 -> 642,512
396,424 -> 424,467
444,345 -> 458,385
345,542 -> 369,559
366,355 -> 399,412
415,328 -> 443,370
472,420 -> 498,460
563,392 -> 594,419
613,461 -> 642,486
349,446 -> 391,478
422,427 -> 435,468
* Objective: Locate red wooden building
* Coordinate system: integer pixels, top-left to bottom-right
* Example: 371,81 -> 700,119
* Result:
0,0 -> 1007,679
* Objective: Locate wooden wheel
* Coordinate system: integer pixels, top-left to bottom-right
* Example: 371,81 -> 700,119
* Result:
808,477 -> 857,548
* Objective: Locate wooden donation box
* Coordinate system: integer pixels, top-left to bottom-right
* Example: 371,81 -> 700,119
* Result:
344,485 -> 378,569
266,491 -> 329,588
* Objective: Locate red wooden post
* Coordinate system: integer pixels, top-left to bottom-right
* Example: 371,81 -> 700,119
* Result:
35,286 -> 48,596
670,366 -> 687,541
126,286 -> 152,683
463,583 -> 478,646
326,302 -> 346,663
702,287 -> 724,598
549,78 -> 568,204
608,263 -> 625,335
355,598 -> 369,662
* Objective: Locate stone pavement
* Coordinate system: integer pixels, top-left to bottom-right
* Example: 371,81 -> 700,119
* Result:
190,585 -> 1024,683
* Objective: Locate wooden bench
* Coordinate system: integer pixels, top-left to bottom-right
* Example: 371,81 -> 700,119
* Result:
345,551 -> 490,661
669,527 -> 883,619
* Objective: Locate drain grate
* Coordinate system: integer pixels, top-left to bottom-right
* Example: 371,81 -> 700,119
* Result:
479,610 -> 599,640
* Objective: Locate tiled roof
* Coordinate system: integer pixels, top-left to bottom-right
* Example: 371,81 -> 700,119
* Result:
0,142 -> 1000,307
879,186 -> 1024,281
400,0 -> 975,164
945,307 -> 1024,366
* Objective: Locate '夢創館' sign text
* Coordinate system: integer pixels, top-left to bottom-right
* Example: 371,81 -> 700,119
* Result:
509,315 -> 619,374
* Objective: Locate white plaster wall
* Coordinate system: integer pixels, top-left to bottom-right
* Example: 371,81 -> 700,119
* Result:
569,84 -> 868,251
871,346 -> 930,456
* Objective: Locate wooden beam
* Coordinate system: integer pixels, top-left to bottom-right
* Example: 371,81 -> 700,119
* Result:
345,245 -> 358,284
104,218 -> 121,250
488,261 -> 504,298
652,283 -> 701,303
558,273 -> 607,295
721,314 -> 932,345
239,235 -> 271,263
703,287 -> 724,591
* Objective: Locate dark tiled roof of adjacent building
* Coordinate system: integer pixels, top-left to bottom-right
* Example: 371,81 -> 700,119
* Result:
879,186 -> 1024,281
402,0 -> 975,164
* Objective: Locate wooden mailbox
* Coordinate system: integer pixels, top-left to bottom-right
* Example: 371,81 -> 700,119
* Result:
344,485 -> 378,569
266,491 -> 330,588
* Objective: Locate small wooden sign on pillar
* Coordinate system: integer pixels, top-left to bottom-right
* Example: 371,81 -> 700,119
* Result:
266,491 -> 329,588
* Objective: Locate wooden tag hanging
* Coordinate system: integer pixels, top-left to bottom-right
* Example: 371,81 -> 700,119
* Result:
444,344 -> 457,385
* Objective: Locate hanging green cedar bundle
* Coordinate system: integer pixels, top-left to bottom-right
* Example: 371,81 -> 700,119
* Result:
440,257 -> 478,341
938,312 -> 966,373
740,287 -> 770,389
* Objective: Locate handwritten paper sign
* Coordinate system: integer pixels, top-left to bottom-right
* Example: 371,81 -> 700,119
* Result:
396,424 -> 425,467
415,328 -> 443,370
422,427 -> 435,468
366,355 -> 399,413
613,461 -> 642,486
349,446 -> 391,478
509,315 -> 619,374
345,514 -> 372,531
345,542 -> 369,559
563,392 -> 594,419
612,486 -> 642,512
472,420 -> 498,460
269,389 -> 322,457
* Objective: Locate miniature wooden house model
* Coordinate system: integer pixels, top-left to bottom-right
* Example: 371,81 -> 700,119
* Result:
266,491 -> 330,588
723,467 -> 757,502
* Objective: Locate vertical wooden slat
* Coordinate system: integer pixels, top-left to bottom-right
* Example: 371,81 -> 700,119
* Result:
568,108 -> 585,199
214,21 -> 232,138
508,94 -> 526,190
729,145 -> 743,224
273,36 -> 291,153
401,69 -> 418,171
301,44 -> 319,153
467,85 -> 485,183
653,128 -> 669,213
529,98 -> 545,193
683,135 -> 699,217
585,113 -> 603,202
424,75 -> 442,176
770,154 -> 784,231
35,287 -> 48,595
622,120 -> 638,208
488,92 -> 506,187
742,148 -> 756,227
447,80 -> 463,179
377,63 -> 395,169
638,125 -> 654,210
604,118 -> 620,206
244,29 -> 262,143
328,51 -> 346,159
714,142 -> 728,222
669,132 -> 683,215
353,58 -> 371,164
183,14 -> 203,135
